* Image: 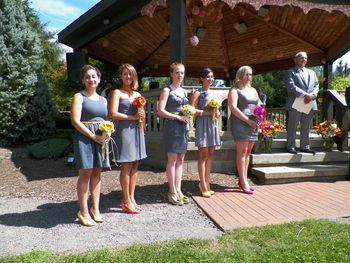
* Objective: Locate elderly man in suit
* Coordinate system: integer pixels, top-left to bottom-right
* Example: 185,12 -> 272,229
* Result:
285,51 -> 319,154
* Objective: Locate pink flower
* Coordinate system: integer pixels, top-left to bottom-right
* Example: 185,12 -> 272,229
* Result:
253,105 -> 266,124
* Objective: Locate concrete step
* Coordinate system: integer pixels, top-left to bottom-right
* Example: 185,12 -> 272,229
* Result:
251,150 -> 350,166
251,164 -> 349,184
184,160 -> 234,174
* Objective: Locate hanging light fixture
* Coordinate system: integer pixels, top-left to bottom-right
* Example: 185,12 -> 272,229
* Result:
258,7 -> 269,17
234,22 -> 247,33
196,27 -> 207,39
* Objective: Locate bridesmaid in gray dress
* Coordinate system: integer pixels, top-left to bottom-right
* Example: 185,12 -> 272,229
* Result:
110,64 -> 147,214
158,62 -> 190,206
71,65 -> 107,226
190,68 -> 221,198
228,66 -> 260,195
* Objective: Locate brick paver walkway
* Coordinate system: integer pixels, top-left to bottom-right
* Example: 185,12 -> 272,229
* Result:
192,181 -> 350,231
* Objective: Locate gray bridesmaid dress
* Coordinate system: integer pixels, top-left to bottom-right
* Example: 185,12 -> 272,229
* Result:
112,97 -> 147,162
195,88 -> 221,147
74,93 -> 108,169
162,87 -> 189,153
230,87 -> 259,141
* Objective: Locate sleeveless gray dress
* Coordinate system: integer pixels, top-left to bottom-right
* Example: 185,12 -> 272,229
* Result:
112,97 -> 147,162
162,87 -> 189,153
230,87 -> 259,141
195,88 -> 221,147
74,93 -> 108,169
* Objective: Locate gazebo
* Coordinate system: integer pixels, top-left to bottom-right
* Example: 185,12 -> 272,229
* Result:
58,0 -> 350,175
58,0 -> 350,80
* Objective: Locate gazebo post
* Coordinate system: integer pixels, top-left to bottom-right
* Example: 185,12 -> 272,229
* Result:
170,0 -> 186,64
322,63 -> 334,120
324,63 -> 333,90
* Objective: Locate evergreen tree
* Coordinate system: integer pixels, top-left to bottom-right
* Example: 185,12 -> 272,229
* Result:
253,71 -> 286,108
334,59 -> 350,78
0,0 -> 56,145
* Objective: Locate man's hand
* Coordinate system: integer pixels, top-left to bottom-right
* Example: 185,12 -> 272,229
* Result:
303,94 -> 315,104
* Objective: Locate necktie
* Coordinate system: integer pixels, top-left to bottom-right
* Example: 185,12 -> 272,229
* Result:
300,68 -> 308,84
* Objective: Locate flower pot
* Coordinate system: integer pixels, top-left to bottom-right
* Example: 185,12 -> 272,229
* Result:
323,137 -> 334,152
263,136 -> 273,153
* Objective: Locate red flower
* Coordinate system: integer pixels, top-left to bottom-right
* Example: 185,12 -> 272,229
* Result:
133,96 -> 147,129
133,96 -> 147,107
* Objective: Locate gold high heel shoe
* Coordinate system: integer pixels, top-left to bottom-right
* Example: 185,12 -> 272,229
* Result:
167,192 -> 182,205
77,211 -> 96,227
209,190 -> 215,195
178,192 -> 190,204
90,208 -> 104,223
199,184 -> 211,198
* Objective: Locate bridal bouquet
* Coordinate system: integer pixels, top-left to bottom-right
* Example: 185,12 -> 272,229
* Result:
180,104 -> 196,117
180,104 -> 196,131
133,96 -> 147,128
98,121 -> 115,164
253,105 -> 266,125
207,98 -> 221,126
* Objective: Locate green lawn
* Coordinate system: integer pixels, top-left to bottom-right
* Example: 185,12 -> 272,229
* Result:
2,219 -> 349,263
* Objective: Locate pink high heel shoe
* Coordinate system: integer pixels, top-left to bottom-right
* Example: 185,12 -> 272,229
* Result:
238,179 -> 254,194
238,179 -> 255,191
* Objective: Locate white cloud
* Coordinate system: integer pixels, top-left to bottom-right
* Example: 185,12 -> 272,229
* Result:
88,0 -> 100,4
31,0 -> 83,20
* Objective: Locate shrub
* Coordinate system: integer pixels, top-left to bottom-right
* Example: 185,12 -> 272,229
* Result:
27,138 -> 72,159
330,76 -> 350,91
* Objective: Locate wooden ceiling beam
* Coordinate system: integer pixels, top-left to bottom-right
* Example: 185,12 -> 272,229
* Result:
327,24 -> 350,63
140,36 -> 169,67
218,19 -> 231,75
239,6 -> 325,54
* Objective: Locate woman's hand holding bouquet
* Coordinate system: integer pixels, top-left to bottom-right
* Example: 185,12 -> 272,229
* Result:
98,121 -> 115,164
133,96 -> 147,129
207,98 -> 221,126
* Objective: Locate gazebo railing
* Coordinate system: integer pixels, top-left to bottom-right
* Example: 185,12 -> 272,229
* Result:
142,86 -> 323,136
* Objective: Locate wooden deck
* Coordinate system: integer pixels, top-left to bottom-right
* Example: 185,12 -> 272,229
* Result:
192,180 -> 350,231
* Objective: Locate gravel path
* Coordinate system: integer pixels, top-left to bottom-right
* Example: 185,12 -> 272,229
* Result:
0,196 -> 222,258
0,148 -> 237,258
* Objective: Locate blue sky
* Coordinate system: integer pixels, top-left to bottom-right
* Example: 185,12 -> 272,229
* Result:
30,0 -> 99,33
30,0 -> 349,68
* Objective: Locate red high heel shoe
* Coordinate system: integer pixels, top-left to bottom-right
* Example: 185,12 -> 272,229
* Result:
121,202 -> 139,214
121,201 -> 141,211
237,179 -> 254,194
237,179 -> 255,192
134,203 -> 142,211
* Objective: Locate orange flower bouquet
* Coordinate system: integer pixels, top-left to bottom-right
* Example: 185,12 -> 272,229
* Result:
98,121 -> 115,165
260,121 -> 284,153
133,96 -> 147,128
314,120 -> 343,151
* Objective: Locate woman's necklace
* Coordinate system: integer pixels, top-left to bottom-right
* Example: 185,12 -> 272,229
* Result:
122,87 -> 133,97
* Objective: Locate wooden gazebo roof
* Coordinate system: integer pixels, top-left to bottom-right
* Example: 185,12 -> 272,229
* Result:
58,0 -> 350,77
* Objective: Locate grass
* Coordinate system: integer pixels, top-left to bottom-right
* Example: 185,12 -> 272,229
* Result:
1,219 -> 350,263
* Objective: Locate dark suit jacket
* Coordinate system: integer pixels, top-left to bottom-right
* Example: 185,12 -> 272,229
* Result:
285,67 -> 319,111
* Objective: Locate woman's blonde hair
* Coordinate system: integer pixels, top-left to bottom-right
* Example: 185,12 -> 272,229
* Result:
235,65 -> 252,87
119,63 -> 139,91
